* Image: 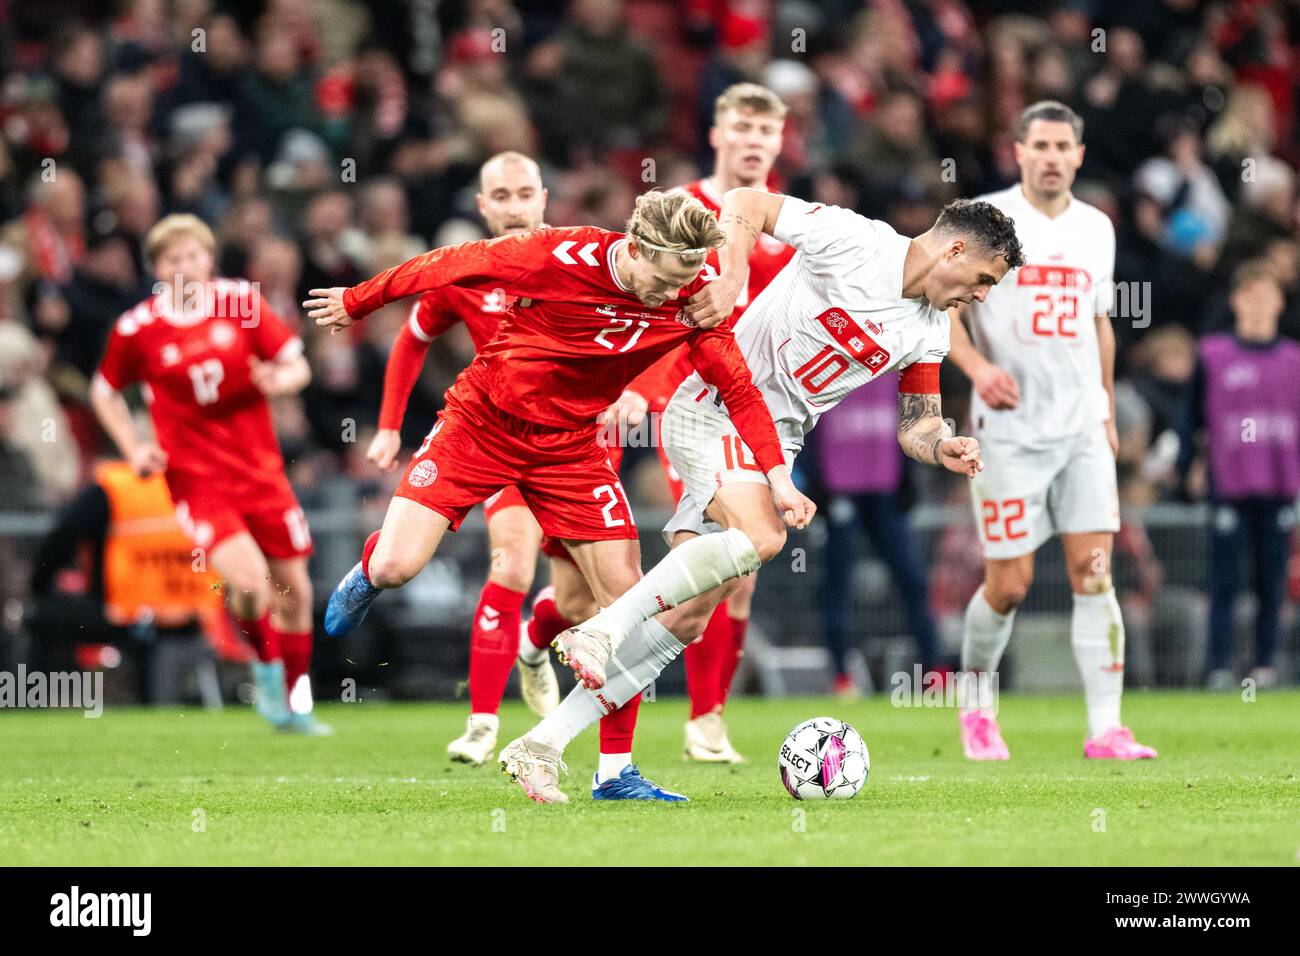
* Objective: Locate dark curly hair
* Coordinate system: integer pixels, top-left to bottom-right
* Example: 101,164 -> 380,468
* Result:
935,199 -> 1025,269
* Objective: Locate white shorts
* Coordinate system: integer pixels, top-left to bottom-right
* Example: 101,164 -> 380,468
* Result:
969,423 -> 1120,560
660,388 -> 799,543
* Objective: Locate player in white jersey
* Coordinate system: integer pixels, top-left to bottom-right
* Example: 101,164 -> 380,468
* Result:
497,189 -> 1024,801
947,101 -> 1157,761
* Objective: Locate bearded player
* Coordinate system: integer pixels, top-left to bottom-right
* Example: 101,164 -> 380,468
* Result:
503,189 -> 1021,802
306,190 -> 816,803
91,214 -> 327,733
368,151 -> 568,764
947,101 -> 1156,761
605,82 -> 795,763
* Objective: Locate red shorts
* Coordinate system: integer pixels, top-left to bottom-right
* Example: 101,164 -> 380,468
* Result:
165,473 -> 313,560
398,391 -> 636,542
482,484 -> 527,522
482,487 -> 576,563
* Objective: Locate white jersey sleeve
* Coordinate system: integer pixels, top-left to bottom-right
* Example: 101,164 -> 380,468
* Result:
772,196 -> 892,275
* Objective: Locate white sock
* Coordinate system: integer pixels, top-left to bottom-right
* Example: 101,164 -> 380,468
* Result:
598,752 -> 632,783
529,619 -> 684,751
960,586 -> 1015,703
518,622 -> 547,665
596,528 -> 761,640
1071,589 -> 1125,738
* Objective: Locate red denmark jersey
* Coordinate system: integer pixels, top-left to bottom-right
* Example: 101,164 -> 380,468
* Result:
377,285 -> 513,430
628,178 -> 797,407
343,226 -> 784,472
96,280 -> 300,494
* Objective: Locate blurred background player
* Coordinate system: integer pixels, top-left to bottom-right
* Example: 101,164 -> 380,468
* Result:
90,214 -> 328,733
610,82 -> 795,762
367,151 -> 563,764
1178,261 -> 1300,691
947,101 -> 1156,761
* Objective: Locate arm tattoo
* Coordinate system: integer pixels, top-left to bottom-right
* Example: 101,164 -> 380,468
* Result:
719,213 -> 761,243
897,392 -> 947,466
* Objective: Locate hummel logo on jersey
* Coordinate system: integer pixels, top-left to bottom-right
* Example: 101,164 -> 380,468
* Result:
477,606 -> 500,632
596,304 -> 618,317
552,240 -> 599,266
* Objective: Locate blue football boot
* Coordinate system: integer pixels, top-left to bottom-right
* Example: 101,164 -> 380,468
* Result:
324,562 -> 381,637
591,764 -> 689,802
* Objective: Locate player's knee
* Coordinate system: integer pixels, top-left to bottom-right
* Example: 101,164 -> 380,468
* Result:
986,577 -> 1031,612
487,548 -> 536,594
748,525 -> 786,564
366,551 -> 421,589
226,577 -> 272,619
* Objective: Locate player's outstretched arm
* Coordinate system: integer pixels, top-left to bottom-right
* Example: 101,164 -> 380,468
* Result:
897,391 -> 982,478
306,234 -> 539,331
945,305 -> 1019,410
685,188 -> 785,328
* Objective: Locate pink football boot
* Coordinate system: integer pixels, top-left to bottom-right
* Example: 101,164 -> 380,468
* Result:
1084,726 -> 1158,759
959,709 -> 1010,761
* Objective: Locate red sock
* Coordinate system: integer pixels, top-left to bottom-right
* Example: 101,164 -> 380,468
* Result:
277,627 -> 313,695
599,693 -> 642,754
526,586 -> 571,650
468,581 -> 526,715
684,603 -> 732,719
238,612 -> 280,663
720,614 -> 749,703
360,529 -> 381,581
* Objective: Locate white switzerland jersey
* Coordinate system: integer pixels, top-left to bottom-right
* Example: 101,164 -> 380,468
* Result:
966,185 -> 1116,446
679,196 -> 950,449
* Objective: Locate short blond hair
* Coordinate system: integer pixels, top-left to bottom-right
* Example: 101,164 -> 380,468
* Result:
146,214 -> 216,264
714,82 -> 787,124
626,191 -> 725,268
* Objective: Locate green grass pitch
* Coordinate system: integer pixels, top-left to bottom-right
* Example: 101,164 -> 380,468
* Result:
1,690 -> 1296,866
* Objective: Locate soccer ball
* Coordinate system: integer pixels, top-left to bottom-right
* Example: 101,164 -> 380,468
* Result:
778,717 -> 870,799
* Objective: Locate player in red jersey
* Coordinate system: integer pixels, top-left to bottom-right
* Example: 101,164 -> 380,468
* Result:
605,83 -> 796,763
308,190 -> 816,802
369,151 -> 570,765
90,214 -> 327,733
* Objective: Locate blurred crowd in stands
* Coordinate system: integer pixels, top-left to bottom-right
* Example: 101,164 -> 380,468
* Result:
0,0 -> 1297,524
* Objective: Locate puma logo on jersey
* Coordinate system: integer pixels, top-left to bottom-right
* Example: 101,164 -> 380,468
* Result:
552,240 -> 600,266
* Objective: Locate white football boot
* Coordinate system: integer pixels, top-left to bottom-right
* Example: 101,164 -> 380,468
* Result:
517,621 -> 560,717
684,711 -> 745,763
446,713 -> 499,765
499,735 -> 569,803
